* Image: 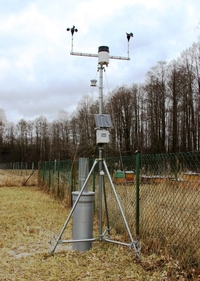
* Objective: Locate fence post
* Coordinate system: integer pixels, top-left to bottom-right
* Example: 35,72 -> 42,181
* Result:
43,161 -> 46,182
38,161 -> 40,185
57,160 -> 60,197
70,159 -> 75,206
48,161 -> 51,192
92,157 -> 96,192
135,150 -> 140,238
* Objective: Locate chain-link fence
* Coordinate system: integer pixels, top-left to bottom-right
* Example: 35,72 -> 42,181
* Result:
1,152 -> 199,270
38,160 -> 74,206
0,161 -> 37,176
139,152 -> 199,270
38,152 -> 199,270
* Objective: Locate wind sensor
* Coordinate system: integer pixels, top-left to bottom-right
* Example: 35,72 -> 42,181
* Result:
50,26 -> 140,258
67,25 -> 133,61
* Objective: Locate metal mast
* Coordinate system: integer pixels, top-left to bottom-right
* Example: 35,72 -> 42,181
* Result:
49,27 -> 140,258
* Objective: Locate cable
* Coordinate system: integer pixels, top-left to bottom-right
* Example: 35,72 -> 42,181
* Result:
104,70 -> 125,172
71,69 -> 99,164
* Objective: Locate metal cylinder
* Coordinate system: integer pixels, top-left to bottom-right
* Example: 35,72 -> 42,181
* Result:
98,46 -> 109,65
78,158 -> 89,192
72,191 -> 95,251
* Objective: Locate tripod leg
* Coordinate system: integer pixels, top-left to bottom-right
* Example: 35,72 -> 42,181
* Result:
103,175 -> 111,236
103,159 -> 135,244
98,146 -> 103,239
50,159 -> 98,255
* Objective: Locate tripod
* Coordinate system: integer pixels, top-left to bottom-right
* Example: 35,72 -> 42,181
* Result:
50,145 -> 140,258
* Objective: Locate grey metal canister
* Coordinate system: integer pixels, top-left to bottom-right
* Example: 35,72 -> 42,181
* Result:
72,191 -> 95,251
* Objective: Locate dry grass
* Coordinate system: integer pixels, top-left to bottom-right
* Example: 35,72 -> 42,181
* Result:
0,170 -> 199,280
0,169 -> 38,187
0,190 -> 170,280
0,185 -> 161,280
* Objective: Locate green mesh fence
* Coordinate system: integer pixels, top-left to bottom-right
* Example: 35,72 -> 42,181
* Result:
38,159 -> 74,205
139,152 -> 199,269
0,161 -> 37,176
37,152 -> 199,269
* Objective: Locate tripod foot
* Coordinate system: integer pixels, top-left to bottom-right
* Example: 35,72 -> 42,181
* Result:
130,240 -> 141,259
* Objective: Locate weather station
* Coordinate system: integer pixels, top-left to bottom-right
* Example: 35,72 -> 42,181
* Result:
49,25 -> 140,258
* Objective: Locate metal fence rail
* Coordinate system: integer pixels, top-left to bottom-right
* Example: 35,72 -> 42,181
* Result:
1,151 -> 199,270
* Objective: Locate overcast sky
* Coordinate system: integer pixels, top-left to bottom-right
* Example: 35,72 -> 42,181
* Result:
0,0 -> 199,124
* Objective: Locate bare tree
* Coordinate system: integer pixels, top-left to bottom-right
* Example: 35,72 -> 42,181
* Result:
34,116 -> 50,161
144,61 -> 167,153
107,86 -> 136,155
178,48 -> 197,151
167,61 -> 182,152
0,109 -> 7,162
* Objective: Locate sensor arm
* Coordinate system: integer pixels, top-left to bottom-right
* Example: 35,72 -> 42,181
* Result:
70,52 -> 130,61
67,26 -> 133,61
109,55 -> 130,61
70,52 -> 98,58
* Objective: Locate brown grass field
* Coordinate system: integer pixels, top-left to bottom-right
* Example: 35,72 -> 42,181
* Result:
0,170 -> 199,280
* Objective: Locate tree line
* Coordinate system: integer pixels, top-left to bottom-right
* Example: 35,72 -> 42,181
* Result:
0,41 -> 200,163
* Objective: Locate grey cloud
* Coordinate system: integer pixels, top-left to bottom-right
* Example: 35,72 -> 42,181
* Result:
0,0 -> 199,123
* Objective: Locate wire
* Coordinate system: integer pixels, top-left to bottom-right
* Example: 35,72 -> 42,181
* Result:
104,71 -> 125,172
71,69 -> 99,161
